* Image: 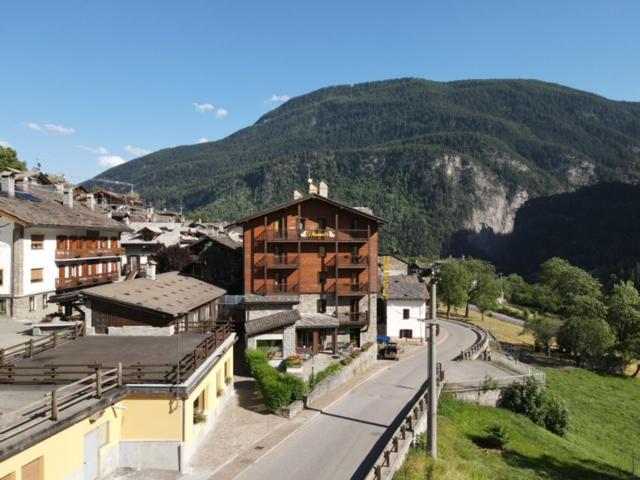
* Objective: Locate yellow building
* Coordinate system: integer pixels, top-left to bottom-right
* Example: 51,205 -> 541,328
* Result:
0,330 -> 236,480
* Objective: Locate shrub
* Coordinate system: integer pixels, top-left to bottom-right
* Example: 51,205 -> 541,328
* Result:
361,342 -> 373,351
340,356 -> 353,366
351,350 -> 362,359
225,376 -> 233,385
217,387 -> 224,397
309,363 -> 343,389
260,377 -> 292,412
482,375 -> 499,392
246,349 -> 269,375
193,412 -> 207,424
500,378 -> 569,436
485,425 -> 509,449
282,373 -> 307,400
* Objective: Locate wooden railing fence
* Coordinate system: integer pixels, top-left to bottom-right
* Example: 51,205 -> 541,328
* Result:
0,322 -> 84,366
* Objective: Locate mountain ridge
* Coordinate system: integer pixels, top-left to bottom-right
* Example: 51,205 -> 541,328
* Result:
87,77 -> 640,257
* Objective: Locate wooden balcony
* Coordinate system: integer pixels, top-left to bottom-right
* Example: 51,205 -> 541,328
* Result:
336,283 -> 369,295
255,229 -> 369,243
338,311 -> 369,326
255,283 -> 300,295
56,272 -> 119,290
55,247 -> 125,260
336,255 -> 368,268
256,254 -> 300,269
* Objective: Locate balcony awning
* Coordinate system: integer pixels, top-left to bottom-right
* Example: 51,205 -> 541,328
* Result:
296,313 -> 340,329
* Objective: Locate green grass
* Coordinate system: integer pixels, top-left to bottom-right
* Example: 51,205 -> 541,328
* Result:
395,368 -> 640,479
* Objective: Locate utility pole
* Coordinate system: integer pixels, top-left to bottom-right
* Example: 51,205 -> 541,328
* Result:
428,279 -> 438,458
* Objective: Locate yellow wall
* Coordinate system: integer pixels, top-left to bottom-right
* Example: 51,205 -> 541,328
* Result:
0,345 -> 234,478
0,405 -> 122,480
184,347 -> 233,444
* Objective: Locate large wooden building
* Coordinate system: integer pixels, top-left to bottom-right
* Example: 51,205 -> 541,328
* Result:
235,182 -> 384,357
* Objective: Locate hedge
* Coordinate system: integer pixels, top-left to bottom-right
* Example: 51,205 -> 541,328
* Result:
245,349 -> 307,413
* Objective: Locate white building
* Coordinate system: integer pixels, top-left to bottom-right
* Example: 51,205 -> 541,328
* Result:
385,275 -> 428,341
0,171 -> 129,321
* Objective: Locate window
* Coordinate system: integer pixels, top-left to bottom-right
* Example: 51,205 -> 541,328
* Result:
21,457 -> 43,480
0,299 -> 7,315
31,235 -> 44,250
298,218 -> 305,231
29,296 -> 35,312
318,245 -> 326,258
317,298 -> 327,313
403,309 -> 411,319
30,268 -> 43,283
400,329 -> 413,339
193,390 -> 205,414
256,339 -> 283,358
42,294 -> 48,310
318,218 -> 327,230
0,268 -> 3,286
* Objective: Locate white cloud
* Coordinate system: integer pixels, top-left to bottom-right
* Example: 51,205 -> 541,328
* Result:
43,123 -> 75,135
0,141 -> 11,148
123,145 -> 152,156
193,102 -> 215,112
28,122 -> 75,135
98,155 -> 125,168
197,137 -> 209,144
216,108 -> 228,118
267,94 -> 290,103
78,145 -> 109,155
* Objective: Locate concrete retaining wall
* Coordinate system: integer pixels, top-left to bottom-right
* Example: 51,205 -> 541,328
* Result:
305,345 -> 377,407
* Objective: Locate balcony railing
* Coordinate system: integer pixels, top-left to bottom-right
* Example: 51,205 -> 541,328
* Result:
255,283 -> 300,295
336,283 -> 369,295
256,229 -> 369,243
256,254 -> 300,268
337,311 -> 369,324
55,247 -> 125,260
56,272 -> 119,290
336,255 -> 368,267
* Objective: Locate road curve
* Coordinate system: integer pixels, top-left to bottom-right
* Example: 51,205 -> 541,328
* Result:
236,320 -> 477,480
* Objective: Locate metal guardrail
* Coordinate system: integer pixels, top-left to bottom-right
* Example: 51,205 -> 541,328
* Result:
442,318 -> 490,360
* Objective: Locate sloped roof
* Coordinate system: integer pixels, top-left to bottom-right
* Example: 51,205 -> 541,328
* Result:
296,313 -> 340,329
233,193 -> 385,225
0,186 -> 129,230
82,272 -> 226,317
245,310 -> 300,336
387,275 -> 427,301
120,222 -> 181,246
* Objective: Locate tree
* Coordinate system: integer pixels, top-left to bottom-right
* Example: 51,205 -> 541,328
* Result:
463,259 -> 497,317
438,262 -> 470,319
504,274 -> 534,306
0,146 -> 27,171
557,315 -> 614,367
525,315 -> 562,356
538,258 -> 602,314
154,245 -> 193,273
606,281 -> 640,376
473,272 -> 501,320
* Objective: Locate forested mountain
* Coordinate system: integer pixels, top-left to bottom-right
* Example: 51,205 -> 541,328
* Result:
86,78 -> 640,258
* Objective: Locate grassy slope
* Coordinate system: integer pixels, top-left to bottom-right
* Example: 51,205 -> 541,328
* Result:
395,368 -> 640,479
443,306 -> 535,346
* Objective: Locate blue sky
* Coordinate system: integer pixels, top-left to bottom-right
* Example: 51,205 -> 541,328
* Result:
1,0 -> 639,183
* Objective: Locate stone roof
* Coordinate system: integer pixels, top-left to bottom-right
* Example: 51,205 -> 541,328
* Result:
0,186 -> 129,230
207,233 -> 242,250
82,272 -> 226,317
387,275 -> 427,301
296,313 -> 340,329
120,222 -> 182,246
245,310 -> 300,336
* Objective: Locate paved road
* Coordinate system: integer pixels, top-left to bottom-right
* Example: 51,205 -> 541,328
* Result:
237,320 -> 478,480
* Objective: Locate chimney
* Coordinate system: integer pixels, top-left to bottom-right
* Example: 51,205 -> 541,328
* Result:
319,180 -> 328,198
86,193 -> 96,211
55,183 -> 64,194
1,174 -> 15,197
145,261 -> 157,280
293,189 -> 303,199
64,189 -> 74,209
308,181 -> 318,195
